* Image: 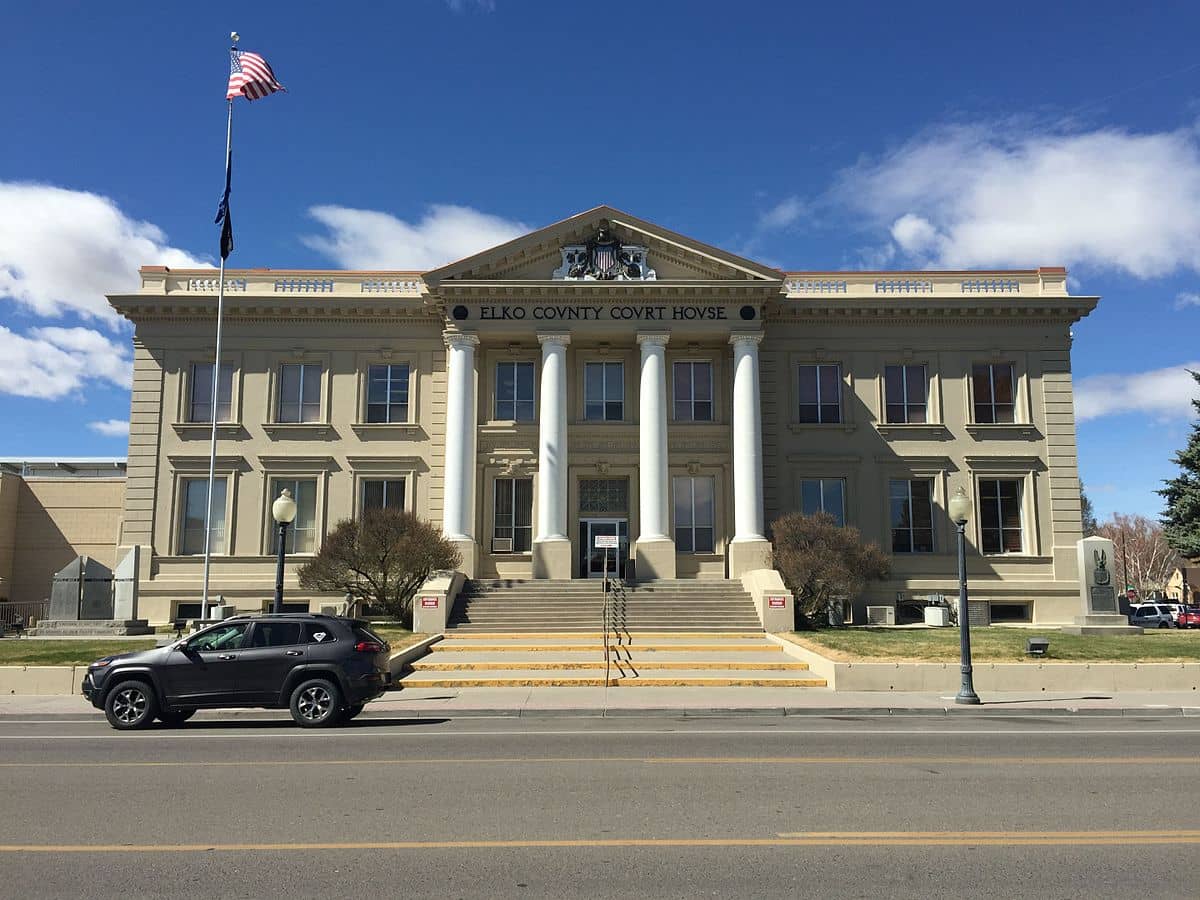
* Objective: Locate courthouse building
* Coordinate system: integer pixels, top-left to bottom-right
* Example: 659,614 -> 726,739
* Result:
107,206 -> 1096,626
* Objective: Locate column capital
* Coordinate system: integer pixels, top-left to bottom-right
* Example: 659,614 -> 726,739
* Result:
443,330 -> 480,350
636,332 -> 670,348
537,332 -> 572,347
729,331 -> 765,347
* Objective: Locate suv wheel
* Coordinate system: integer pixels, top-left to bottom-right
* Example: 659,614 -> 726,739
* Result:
158,708 -> 197,727
1160,621 -> 1170,628
105,680 -> 158,730
290,678 -> 343,728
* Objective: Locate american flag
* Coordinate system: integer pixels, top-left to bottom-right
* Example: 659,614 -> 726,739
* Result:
226,48 -> 285,101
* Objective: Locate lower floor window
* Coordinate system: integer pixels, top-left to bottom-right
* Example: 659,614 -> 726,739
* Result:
179,477 -> 227,555
979,478 -> 1023,554
889,478 -> 934,553
270,478 -> 318,554
800,478 -> 845,526
674,476 -> 715,553
362,478 -> 406,514
494,477 -> 533,552
988,603 -> 1031,623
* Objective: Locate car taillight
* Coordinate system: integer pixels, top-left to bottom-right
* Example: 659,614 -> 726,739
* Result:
354,640 -> 384,653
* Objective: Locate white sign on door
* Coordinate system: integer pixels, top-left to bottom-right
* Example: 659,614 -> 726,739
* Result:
593,535 -> 619,549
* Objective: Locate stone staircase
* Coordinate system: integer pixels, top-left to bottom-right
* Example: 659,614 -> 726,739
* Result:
396,632 -> 826,688
447,579 -> 763,633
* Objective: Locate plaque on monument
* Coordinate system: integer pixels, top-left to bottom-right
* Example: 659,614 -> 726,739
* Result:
1089,585 -> 1117,612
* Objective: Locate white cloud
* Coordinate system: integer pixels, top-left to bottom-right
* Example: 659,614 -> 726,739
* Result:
758,196 -> 807,231
1075,362 -> 1200,422
0,326 -> 132,400
832,124 -> 1200,277
0,182 -> 205,321
302,204 -> 527,270
1176,291 -> 1200,309
87,419 -> 130,438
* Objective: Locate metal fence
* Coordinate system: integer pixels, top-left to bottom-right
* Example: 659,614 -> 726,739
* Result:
0,600 -> 49,631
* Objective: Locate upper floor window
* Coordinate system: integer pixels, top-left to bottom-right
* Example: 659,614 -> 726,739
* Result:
585,362 -> 623,421
494,477 -> 533,552
673,361 -> 713,422
979,478 -> 1023,554
972,363 -> 1016,424
674,476 -> 715,553
361,478 -> 406,514
278,364 -> 322,423
179,477 -> 226,555
495,361 -> 535,422
797,364 -> 841,424
800,478 -> 845,526
884,364 -> 927,424
189,363 -> 233,423
270,478 -> 318,554
366,364 -> 409,423
889,478 -> 934,553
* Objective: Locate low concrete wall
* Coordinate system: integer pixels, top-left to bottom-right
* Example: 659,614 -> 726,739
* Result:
740,570 -> 793,632
769,635 -> 1200,692
411,571 -> 465,634
388,634 -> 442,680
0,665 -> 86,696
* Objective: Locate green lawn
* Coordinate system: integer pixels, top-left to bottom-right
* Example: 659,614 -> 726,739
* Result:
790,627 -> 1200,663
0,628 -> 425,667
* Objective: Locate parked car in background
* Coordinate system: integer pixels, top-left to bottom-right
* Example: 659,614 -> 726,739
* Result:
1162,603 -> 1187,626
82,613 -> 392,730
1128,604 -> 1177,629
1175,607 -> 1200,630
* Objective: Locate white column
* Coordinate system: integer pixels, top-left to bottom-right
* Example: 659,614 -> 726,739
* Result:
442,330 -> 479,541
637,333 -> 670,540
535,333 -> 570,541
730,332 -> 766,542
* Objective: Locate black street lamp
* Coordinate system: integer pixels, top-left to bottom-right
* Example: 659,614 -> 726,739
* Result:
271,488 -> 298,614
948,486 -> 980,705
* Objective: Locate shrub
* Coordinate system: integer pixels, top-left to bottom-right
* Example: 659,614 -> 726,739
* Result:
297,509 -> 461,627
770,512 -> 890,628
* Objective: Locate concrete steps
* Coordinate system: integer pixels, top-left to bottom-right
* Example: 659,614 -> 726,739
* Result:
394,631 -> 828,690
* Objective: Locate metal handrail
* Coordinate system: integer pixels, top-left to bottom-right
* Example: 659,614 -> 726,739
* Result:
602,549 -> 611,686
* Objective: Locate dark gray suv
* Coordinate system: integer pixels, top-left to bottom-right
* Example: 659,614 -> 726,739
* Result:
82,614 -> 391,730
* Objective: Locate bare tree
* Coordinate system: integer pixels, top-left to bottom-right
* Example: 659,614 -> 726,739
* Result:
1095,514 -> 1181,594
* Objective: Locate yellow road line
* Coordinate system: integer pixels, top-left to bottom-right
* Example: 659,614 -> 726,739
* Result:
2,832 -> 1199,853
0,755 -> 1194,769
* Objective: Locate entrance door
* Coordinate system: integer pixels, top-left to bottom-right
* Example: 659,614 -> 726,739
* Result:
579,518 -> 629,579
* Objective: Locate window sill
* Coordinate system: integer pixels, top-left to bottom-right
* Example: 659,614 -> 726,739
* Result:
263,423 -> 334,438
172,422 -> 245,438
789,423 -> 856,433
350,422 -> 424,438
875,424 -> 951,440
965,424 -> 1039,440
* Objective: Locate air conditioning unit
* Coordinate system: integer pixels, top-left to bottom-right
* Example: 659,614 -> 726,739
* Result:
491,537 -> 514,553
865,605 -> 896,625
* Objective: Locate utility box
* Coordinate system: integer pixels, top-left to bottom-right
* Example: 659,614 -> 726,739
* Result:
923,605 -> 950,627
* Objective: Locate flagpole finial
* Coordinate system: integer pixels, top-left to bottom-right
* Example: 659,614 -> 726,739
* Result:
230,31 -> 240,44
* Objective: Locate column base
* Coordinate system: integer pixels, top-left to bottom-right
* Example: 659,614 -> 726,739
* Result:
532,537 -> 573,580
1061,614 -> 1144,636
634,538 -> 676,581
728,538 -> 773,579
449,538 -> 479,580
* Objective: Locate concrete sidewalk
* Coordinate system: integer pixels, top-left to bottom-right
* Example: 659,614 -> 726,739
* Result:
3,687 -> 1199,719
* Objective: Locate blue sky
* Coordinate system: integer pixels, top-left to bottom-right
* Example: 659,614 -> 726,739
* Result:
2,0 -> 1199,522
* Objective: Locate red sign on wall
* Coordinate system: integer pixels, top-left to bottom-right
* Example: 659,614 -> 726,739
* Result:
420,597 -> 439,608
767,597 -> 787,608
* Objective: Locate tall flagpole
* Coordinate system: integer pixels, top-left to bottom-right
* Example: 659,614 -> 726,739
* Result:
200,43 -> 237,622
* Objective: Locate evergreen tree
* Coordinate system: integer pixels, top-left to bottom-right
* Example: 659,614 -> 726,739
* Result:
1160,370 -> 1200,560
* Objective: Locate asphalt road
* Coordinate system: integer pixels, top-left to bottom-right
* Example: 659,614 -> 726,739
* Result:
0,712 -> 1197,899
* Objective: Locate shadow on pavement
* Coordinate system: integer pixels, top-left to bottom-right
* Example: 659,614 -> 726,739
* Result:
159,717 -> 449,730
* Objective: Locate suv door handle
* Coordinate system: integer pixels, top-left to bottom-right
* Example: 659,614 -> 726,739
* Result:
284,650 -> 302,657
218,654 -> 236,660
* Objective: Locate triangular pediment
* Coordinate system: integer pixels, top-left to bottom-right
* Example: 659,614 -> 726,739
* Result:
422,205 -> 783,285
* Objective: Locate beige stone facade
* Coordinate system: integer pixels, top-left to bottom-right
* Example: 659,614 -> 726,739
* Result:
107,206 -> 1097,626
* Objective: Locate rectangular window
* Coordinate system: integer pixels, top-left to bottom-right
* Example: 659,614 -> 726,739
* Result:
884,364 -> 928,424
889,479 -> 934,553
673,361 -> 713,422
189,363 -> 233,423
270,478 -> 318,554
797,364 -> 842,424
495,361 -> 536,422
800,478 -> 846,526
365,364 -> 410,423
493,478 -> 533,552
278,364 -> 322,423
979,478 -> 1023,554
972,363 -> 1016,424
584,362 -> 624,421
361,478 -> 406,514
673,476 -> 715,554
179,478 -> 227,555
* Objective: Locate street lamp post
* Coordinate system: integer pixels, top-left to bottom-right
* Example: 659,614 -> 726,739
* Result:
271,488 -> 298,614
948,486 -> 980,705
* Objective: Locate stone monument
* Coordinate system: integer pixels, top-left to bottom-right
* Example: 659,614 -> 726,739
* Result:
1061,536 -> 1143,635
34,551 -> 152,636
